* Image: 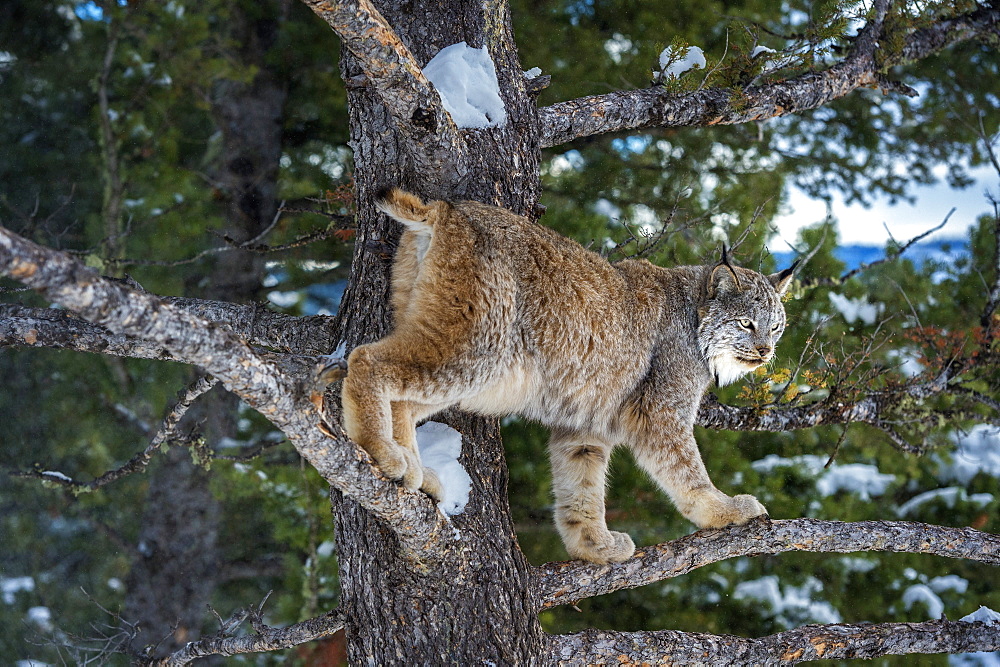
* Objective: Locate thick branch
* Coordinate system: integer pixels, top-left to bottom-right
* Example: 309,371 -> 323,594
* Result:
535,518 -> 1000,609
549,618 -> 1000,664
0,225 -> 448,561
300,0 -> 464,186
538,5 -> 999,148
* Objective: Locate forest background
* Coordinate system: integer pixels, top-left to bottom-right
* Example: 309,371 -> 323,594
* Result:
1,0 -> 999,664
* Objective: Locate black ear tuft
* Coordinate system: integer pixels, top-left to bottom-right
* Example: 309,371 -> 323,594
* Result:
768,259 -> 799,296
709,244 -> 743,295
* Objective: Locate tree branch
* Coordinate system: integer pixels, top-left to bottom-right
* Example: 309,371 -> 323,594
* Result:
548,618 -> 1000,664
300,0 -> 464,188
146,608 -> 344,666
0,225 -> 449,562
535,518 -> 1000,609
538,4 -> 1000,148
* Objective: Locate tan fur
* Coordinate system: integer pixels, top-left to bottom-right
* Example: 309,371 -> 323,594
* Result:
343,189 -> 795,563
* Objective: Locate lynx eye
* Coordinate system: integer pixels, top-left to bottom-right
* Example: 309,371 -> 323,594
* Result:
771,323 -> 782,332
738,318 -> 755,330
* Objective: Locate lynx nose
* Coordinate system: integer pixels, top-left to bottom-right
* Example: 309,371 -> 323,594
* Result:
756,345 -> 771,358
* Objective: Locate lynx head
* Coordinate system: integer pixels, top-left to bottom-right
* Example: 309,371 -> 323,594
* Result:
697,249 -> 797,387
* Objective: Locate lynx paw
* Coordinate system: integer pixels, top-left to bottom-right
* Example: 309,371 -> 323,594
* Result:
730,494 -> 768,525
368,442 -> 423,491
420,466 -> 444,503
568,530 -> 636,564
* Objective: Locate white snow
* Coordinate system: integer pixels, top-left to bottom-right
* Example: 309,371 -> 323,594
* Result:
26,606 -> 53,632
316,540 -> 335,558
523,67 -> 542,78
416,421 -> 471,516
936,426 -> 1000,484
751,455 -> 895,500
902,583 -> 944,619
733,575 -> 841,626
657,45 -> 706,79
896,487 -> 993,517
828,292 -> 883,325
2,576 -> 35,604
39,470 -> 71,482
604,33 -> 634,64
950,652 -> 1000,667
814,464 -> 896,501
960,606 -> 1000,625
593,198 -> 622,220
423,42 -> 507,129
929,575 -> 969,595
751,45 -> 777,57
267,290 -> 300,308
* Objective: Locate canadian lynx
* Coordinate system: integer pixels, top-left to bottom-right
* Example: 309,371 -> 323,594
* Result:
341,189 -> 795,564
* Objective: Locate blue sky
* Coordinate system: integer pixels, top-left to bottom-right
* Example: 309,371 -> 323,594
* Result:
773,165 -> 997,247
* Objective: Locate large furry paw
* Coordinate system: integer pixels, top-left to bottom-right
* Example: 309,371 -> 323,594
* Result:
367,442 -> 423,492
568,530 -> 636,564
729,494 -> 768,525
420,466 -> 444,503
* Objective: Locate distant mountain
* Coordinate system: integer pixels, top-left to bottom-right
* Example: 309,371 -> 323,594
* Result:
770,238 -> 970,273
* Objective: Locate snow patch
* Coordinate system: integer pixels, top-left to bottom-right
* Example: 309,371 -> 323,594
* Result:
2,576 -> 35,604
751,45 -> 776,57
960,606 -> 1000,625
733,575 -> 841,626
416,421 -> 471,516
423,42 -> 507,129
902,584 -> 944,619
829,292 -> 883,325
936,426 -> 1000,484
40,470 -> 71,482
657,45 -> 706,79
26,606 -> 53,632
929,575 -> 969,595
897,487 -> 993,517
751,455 -> 894,500
523,67 -> 542,78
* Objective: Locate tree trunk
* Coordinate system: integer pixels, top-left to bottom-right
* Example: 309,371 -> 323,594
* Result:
330,0 -> 546,661
124,2 -> 290,655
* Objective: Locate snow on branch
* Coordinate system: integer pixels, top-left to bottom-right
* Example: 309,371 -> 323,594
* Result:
548,617 -> 1000,664
535,518 -> 1000,609
538,2 -> 1000,148
0,225 -> 450,562
300,0 -> 464,185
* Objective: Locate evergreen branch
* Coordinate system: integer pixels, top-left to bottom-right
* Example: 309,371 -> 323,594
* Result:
299,0 -> 465,192
537,3 -> 999,147
548,618 -> 1000,664
0,224 -> 449,563
535,518 -> 1000,609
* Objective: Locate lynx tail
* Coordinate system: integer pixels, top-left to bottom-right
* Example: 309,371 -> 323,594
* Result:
376,188 -> 436,235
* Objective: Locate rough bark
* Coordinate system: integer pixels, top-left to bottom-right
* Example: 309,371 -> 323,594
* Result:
300,0 -> 548,661
536,518 -> 1000,609
537,3 -> 999,148
548,619 -> 1000,665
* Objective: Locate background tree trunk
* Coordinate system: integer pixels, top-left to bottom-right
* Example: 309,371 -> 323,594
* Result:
330,0 -> 548,660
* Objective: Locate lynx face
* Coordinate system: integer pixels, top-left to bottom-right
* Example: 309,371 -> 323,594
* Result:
698,264 -> 789,387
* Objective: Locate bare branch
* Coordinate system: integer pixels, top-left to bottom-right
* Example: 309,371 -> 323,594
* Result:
548,618 -> 1000,664
145,609 -> 344,666
538,4 -> 999,148
12,376 -> 218,493
300,0 -> 464,188
535,518 -> 1000,609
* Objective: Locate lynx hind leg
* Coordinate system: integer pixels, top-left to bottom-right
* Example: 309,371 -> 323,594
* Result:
549,432 -> 635,564
342,343 -> 422,489
630,434 -> 767,529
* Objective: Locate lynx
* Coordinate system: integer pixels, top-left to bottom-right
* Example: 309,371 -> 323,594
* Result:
341,189 -> 795,564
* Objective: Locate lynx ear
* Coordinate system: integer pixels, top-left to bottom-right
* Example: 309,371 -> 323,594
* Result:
708,245 -> 743,298
767,260 -> 799,296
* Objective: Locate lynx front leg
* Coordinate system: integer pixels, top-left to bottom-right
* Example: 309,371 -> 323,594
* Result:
342,343 -> 424,492
630,431 -> 766,529
549,431 -> 635,564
